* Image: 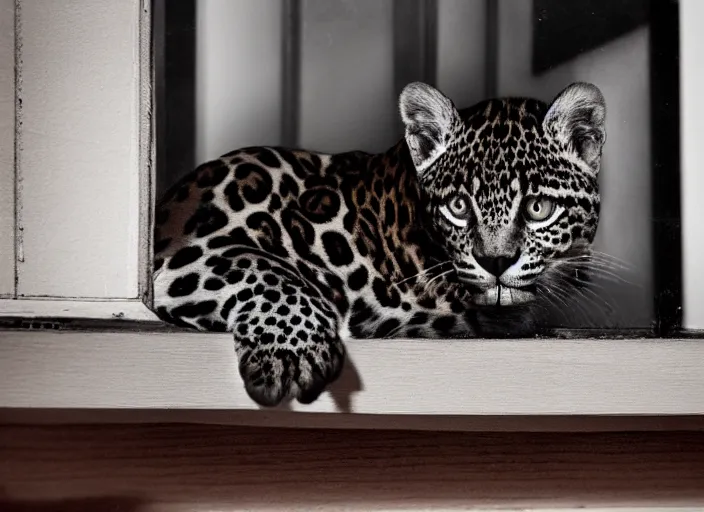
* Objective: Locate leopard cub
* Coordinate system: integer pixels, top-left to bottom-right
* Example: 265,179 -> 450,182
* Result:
153,81 -> 606,406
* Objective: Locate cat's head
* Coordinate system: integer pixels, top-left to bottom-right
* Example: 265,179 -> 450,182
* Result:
400,81 -> 606,307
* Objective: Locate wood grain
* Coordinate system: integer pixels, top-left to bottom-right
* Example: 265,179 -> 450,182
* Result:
0,425 -> 703,511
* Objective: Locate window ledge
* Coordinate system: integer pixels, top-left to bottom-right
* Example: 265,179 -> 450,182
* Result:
1,330 -> 703,425
0,299 -> 159,322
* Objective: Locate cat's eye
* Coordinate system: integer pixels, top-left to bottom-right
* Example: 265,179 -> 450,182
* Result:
448,196 -> 468,217
439,196 -> 469,228
525,197 -> 554,222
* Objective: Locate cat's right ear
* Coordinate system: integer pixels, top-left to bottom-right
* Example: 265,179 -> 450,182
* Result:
399,82 -> 459,175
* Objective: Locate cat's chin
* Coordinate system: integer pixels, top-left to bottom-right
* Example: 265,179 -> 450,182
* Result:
468,285 -> 539,337
472,285 -> 535,307
472,302 -> 539,338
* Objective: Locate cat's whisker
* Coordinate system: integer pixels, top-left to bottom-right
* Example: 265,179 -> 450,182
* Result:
423,269 -> 455,291
570,276 -> 620,306
551,259 -> 639,288
383,323 -> 406,339
575,284 -> 615,314
583,268 -> 638,287
540,293 -> 579,326
571,261 -> 634,277
588,249 -> 635,268
392,260 -> 452,287
550,288 -> 597,328
536,287 -> 575,325
539,278 -> 598,327
555,258 -> 631,276
546,263 -> 624,325
558,253 -> 634,273
547,265 -> 628,310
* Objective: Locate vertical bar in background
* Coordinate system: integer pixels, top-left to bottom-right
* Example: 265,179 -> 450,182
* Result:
393,0 -> 438,95
650,0 -> 682,335
423,0 -> 439,87
392,0 -> 438,136
0,0 -> 15,297
156,0 -> 196,196
153,0 -> 166,197
679,0 -> 703,331
195,0 -> 282,165
649,0 -> 681,335
282,0 -> 301,148
299,0 -> 397,154
435,0 -> 487,110
484,0 -> 499,98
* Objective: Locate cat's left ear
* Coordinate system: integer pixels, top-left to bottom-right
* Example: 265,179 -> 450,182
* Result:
543,82 -> 606,172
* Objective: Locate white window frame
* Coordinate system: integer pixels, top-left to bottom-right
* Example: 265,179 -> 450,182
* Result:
0,0 -> 703,428
0,0 -> 156,320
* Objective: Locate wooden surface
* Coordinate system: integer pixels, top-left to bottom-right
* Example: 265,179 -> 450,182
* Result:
0,424 -> 703,511
4,408 -> 704,433
2,330 -> 704,418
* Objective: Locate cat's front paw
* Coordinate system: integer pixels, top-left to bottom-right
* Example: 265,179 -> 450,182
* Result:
235,335 -> 346,407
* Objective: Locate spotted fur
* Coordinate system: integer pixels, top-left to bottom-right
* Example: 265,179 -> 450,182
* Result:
153,81 -> 607,406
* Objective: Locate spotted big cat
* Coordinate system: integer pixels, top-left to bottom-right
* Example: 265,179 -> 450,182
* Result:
153,81 -> 607,406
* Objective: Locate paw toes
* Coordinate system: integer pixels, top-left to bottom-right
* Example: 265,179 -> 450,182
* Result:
295,341 -> 346,404
237,339 -> 346,407
328,342 -> 346,381
296,369 -> 328,404
240,366 -> 287,407
238,351 -> 290,407
244,380 -> 286,407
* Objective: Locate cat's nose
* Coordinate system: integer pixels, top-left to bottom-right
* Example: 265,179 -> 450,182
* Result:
472,249 -> 520,277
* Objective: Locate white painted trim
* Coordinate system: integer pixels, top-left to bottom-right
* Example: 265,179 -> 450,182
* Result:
14,0 -> 145,298
1,331 -> 703,418
137,0 -> 155,304
0,299 -> 160,321
680,0 -> 704,329
0,0 -> 15,297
